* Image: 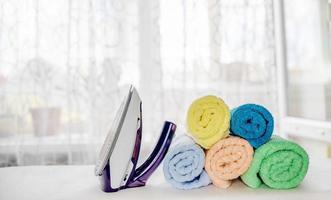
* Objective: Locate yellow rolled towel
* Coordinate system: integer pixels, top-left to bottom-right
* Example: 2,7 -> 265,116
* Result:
187,95 -> 230,149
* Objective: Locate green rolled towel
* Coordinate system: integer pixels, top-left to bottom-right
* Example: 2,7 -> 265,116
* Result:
241,137 -> 309,189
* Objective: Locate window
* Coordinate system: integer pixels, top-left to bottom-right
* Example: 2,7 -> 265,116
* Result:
0,0 -> 277,166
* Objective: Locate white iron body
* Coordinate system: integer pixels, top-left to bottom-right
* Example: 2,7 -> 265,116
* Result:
108,86 -> 141,188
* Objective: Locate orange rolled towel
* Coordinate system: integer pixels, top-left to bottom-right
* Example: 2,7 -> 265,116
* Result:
205,136 -> 253,188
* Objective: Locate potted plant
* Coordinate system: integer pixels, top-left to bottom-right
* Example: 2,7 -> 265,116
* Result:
24,57 -> 62,137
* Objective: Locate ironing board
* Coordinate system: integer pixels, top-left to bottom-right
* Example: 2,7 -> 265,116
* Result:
0,161 -> 330,200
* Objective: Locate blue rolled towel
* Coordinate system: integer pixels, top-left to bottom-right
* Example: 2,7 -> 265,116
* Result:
163,135 -> 211,190
230,104 -> 274,148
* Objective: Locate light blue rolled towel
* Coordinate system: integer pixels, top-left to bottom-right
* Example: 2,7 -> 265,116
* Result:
163,135 -> 211,189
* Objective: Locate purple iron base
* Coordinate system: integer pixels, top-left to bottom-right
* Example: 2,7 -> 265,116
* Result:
99,121 -> 176,192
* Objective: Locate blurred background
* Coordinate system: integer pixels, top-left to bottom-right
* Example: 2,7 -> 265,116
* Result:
0,0 -> 330,167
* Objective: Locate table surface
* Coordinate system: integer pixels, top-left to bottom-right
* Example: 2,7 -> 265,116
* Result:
0,161 -> 331,200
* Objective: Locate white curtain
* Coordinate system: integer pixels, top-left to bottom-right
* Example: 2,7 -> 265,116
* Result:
0,0 -> 277,166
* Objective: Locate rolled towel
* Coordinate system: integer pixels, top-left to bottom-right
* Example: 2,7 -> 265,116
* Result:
187,95 -> 230,149
205,136 -> 253,188
163,135 -> 211,190
230,104 -> 274,148
241,137 -> 309,189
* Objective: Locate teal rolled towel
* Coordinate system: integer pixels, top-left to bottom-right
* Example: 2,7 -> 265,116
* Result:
230,104 -> 274,148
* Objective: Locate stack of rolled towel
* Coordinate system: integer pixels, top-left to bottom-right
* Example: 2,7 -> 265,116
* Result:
163,95 -> 309,190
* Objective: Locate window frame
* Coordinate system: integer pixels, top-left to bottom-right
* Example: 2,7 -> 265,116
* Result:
274,0 -> 331,142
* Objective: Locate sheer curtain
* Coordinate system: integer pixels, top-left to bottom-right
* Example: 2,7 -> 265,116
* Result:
0,0 -> 277,166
